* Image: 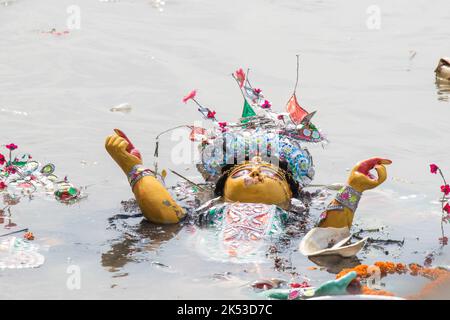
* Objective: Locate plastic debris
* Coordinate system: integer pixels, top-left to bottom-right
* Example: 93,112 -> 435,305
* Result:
54,181 -> 81,202
0,145 -> 84,204
110,103 -> 132,113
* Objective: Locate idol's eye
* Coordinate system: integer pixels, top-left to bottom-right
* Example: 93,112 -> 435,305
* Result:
260,169 -> 279,179
231,169 -> 251,178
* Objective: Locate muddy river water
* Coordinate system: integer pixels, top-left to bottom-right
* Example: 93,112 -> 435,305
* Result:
0,0 -> 449,299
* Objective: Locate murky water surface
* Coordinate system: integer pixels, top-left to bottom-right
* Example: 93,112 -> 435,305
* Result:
0,0 -> 449,299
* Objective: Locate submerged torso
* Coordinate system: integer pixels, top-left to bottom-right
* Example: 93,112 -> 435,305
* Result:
170,182 -> 307,263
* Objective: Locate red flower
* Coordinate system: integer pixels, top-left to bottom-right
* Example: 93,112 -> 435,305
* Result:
0,154 -> 5,165
218,122 -> 227,129
444,203 -> 450,214
5,143 -> 18,151
261,100 -> 271,109
441,185 -> 450,196
253,88 -> 262,95
182,90 -> 196,103
439,236 -> 448,246
5,166 -> 16,174
207,110 -> 216,119
0,181 -> 7,190
430,164 -> 439,174
234,68 -> 245,88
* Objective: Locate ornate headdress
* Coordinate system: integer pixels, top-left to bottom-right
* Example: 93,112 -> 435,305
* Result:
154,58 -> 327,188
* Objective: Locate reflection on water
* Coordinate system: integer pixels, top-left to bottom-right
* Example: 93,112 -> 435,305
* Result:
308,255 -> 362,274
102,207 -> 181,271
0,194 -> 21,232
436,79 -> 450,102
1,0 -> 450,299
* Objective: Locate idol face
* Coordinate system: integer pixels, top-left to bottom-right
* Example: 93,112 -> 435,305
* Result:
223,159 -> 293,208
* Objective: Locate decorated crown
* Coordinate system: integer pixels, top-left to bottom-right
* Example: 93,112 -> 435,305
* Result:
153,59 -> 327,188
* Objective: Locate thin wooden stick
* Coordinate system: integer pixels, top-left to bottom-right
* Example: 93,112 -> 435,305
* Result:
293,54 -> 300,95
0,228 -> 29,238
169,169 -> 206,191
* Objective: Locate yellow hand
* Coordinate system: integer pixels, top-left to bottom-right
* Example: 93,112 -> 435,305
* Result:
319,157 -> 392,229
105,132 -> 142,175
347,157 -> 392,193
105,129 -> 184,224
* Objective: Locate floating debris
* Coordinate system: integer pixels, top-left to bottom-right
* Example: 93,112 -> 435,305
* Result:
435,57 -> 450,82
151,261 -> 169,268
299,227 -> 367,258
0,0 -> 16,6
110,103 -> 132,113
54,181 -> 81,202
0,144 -> 84,204
251,278 -> 286,290
23,232 -> 34,241
0,108 -> 28,116
150,0 -> 166,12
41,28 -> 70,36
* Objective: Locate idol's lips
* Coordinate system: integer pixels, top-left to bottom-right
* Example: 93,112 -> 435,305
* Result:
357,158 -> 392,180
244,177 -> 263,186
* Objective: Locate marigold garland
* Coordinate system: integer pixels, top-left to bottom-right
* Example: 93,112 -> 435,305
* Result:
336,261 -> 450,298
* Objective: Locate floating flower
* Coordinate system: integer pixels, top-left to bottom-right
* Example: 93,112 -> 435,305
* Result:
24,232 -> 35,241
5,143 -> 18,151
234,68 -> 245,88
430,164 -> 439,174
207,110 -> 216,119
261,100 -> 271,109
0,181 -> 7,190
182,90 -> 197,103
0,154 -> 5,165
441,184 -> 450,196
444,203 -> 450,214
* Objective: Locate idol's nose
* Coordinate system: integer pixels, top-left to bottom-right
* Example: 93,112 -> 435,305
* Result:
249,167 -> 262,180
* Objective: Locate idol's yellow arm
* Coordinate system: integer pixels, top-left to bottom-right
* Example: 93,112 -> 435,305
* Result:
318,158 -> 392,229
105,132 -> 184,224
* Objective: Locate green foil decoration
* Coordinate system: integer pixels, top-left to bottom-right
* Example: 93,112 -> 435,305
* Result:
241,100 -> 256,124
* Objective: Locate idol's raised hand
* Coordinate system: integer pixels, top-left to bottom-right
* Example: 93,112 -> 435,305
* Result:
105,129 -> 142,175
347,157 -> 392,193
